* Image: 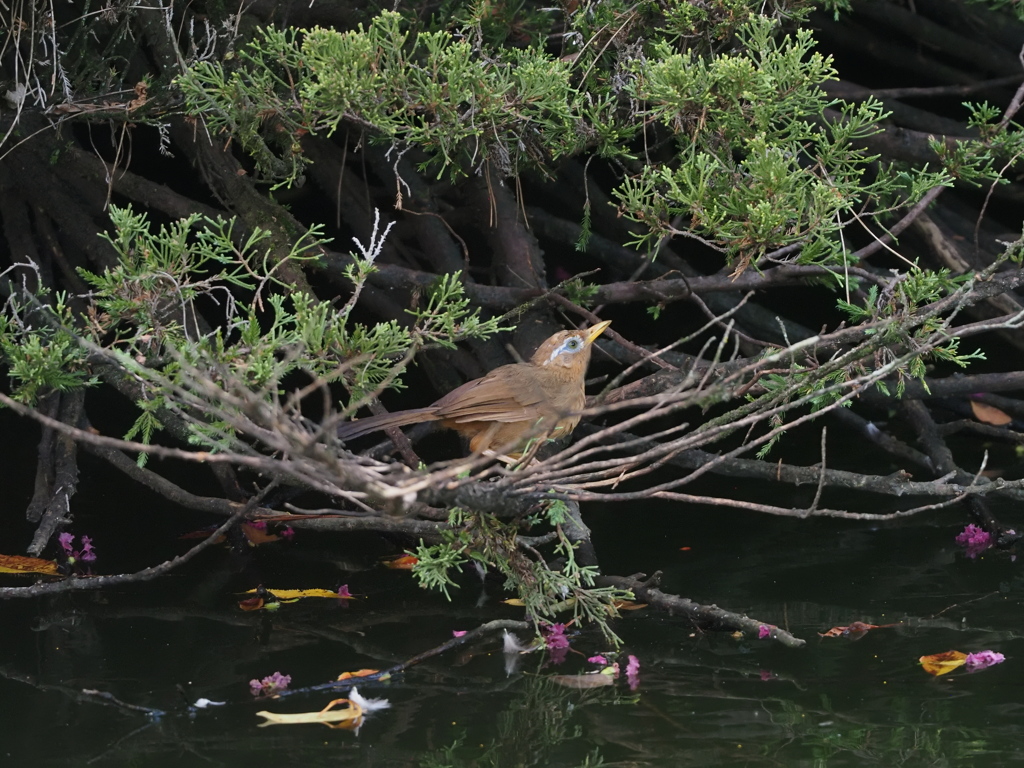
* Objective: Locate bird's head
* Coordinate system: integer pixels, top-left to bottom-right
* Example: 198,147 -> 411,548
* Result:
530,320 -> 611,372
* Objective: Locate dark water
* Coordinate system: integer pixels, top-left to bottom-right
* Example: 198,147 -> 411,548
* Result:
2,416 -> 1022,767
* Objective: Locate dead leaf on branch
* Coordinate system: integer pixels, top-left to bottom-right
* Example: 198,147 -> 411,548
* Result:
970,401 -> 1012,426
0,554 -> 60,575
180,522 -> 288,546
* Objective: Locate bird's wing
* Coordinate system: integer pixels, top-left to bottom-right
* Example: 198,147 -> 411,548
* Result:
432,367 -> 552,424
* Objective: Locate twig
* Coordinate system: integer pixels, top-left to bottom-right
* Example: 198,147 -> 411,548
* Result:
597,573 -> 806,648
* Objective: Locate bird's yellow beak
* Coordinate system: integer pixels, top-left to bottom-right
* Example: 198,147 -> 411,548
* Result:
585,320 -> 611,345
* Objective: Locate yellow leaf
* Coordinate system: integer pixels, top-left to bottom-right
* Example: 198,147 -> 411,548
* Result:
243,588 -> 342,600
256,697 -> 363,728
0,555 -> 59,575
502,598 -> 526,607
971,401 -> 1012,426
919,650 -> 967,676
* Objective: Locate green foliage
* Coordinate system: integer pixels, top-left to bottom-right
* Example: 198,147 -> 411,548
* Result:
176,7 -> 961,281
748,258 -> 999,457
412,502 -> 631,643
0,292 -> 96,404
931,102 -> 1024,186
123,400 -> 164,468
615,17 -> 952,269
561,278 -> 600,308
408,272 -> 512,348
178,11 -> 634,185
428,0 -> 556,48
575,200 -> 593,253
0,206 -> 506,449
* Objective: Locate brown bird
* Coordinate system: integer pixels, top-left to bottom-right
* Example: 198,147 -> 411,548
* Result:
337,321 -> 611,455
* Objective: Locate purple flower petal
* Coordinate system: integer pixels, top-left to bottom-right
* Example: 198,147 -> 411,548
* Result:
956,525 -> 993,558
58,532 -> 75,554
452,630 -> 467,638
542,623 -> 570,650
547,645 -> 569,665
964,650 -> 1005,671
79,536 -> 97,562
758,625 -> 771,640
587,655 -> 607,664
262,671 -> 291,694
626,655 -> 640,690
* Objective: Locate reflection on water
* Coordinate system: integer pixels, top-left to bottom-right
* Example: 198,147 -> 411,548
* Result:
1,437 -> 1022,766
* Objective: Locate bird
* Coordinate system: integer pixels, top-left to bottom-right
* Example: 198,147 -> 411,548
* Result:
337,321 -> 611,455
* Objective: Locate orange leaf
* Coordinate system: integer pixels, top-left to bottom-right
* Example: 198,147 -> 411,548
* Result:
819,621 -> 880,639
239,596 -> 265,611
242,524 -> 280,545
919,650 -> 967,676
610,599 -> 647,611
381,555 -> 418,570
971,401 -> 1012,426
336,669 -> 379,681
0,554 -> 59,575
819,621 -> 900,639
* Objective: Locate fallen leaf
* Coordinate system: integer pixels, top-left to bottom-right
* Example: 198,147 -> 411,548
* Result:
919,650 -> 968,676
239,596 -> 265,611
256,697 -> 363,728
0,555 -> 59,576
610,599 -> 647,611
242,587 -> 342,600
381,555 -> 418,569
818,621 -> 899,639
549,673 -> 615,689
242,524 -> 280,545
336,669 -> 381,681
971,401 -> 1012,426
502,598 -> 526,607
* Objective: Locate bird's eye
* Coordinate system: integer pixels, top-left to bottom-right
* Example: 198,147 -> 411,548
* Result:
566,338 -> 581,350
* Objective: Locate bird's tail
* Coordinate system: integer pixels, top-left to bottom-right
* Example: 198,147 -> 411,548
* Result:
336,407 -> 440,442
